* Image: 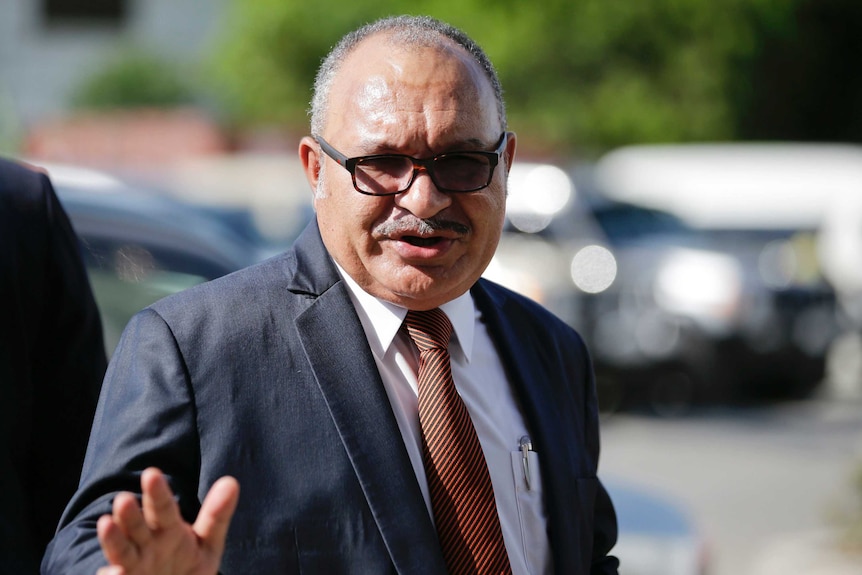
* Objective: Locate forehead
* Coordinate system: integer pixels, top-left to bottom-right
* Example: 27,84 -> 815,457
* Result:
324,33 -> 500,142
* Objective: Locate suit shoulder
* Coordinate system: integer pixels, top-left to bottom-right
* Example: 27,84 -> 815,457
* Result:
150,252 -> 299,315
475,277 -> 582,340
0,157 -> 42,187
0,158 -> 51,212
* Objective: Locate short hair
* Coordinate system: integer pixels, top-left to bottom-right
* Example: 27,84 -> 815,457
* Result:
309,15 -> 507,136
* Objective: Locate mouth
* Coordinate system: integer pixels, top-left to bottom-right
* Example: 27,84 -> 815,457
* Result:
376,217 -> 469,260
401,235 -> 447,248
386,231 -> 458,261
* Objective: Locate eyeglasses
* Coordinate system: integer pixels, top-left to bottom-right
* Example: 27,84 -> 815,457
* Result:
314,133 -> 508,196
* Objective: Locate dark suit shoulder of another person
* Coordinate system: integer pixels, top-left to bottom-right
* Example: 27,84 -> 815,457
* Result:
0,158 -> 107,574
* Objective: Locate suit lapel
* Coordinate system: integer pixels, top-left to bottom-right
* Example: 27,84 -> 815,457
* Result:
291,222 -> 446,574
472,281 -> 582,573
288,223 -> 581,572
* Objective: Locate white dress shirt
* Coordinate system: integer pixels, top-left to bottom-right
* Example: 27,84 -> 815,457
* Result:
336,266 -> 552,575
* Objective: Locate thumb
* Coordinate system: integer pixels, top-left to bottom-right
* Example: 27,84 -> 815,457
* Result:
193,476 -> 240,554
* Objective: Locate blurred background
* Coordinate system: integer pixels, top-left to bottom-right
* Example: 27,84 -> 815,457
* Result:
3,1 -> 862,573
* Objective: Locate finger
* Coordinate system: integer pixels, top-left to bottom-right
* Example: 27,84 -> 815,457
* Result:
96,566 -> 126,575
194,476 -> 240,555
112,491 -> 151,548
97,513 -> 138,568
140,467 -> 182,531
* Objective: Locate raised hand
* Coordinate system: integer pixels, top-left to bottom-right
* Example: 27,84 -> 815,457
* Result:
95,467 -> 240,575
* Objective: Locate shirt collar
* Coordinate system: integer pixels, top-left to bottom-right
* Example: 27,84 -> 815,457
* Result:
335,263 -> 476,362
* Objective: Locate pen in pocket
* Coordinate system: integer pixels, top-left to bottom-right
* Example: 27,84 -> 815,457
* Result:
519,435 -> 533,491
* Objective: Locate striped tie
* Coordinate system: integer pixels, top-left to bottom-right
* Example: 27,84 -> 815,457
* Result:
405,309 -> 512,575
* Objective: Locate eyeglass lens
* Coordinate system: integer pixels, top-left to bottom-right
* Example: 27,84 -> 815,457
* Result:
354,153 -> 493,194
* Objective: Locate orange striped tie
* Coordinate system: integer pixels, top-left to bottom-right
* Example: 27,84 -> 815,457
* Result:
405,309 -> 512,575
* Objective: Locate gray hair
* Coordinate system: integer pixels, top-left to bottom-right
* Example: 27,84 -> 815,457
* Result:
309,15 -> 507,136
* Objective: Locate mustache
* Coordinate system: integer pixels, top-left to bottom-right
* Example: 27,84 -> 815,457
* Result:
374,216 -> 469,236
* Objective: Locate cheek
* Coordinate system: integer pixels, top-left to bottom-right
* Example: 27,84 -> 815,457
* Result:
315,193 -> 389,250
466,191 -> 507,240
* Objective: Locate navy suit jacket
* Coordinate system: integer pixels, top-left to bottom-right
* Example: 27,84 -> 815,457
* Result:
43,220 -> 618,574
0,158 -> 106,574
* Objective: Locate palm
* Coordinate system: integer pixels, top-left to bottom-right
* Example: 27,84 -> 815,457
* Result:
97,468 -> 239,575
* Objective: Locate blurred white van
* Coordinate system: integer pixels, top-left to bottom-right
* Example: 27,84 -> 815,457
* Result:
593,143 -> 862,400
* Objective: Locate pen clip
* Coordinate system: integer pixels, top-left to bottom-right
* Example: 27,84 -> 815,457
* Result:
519,435 -> 532,491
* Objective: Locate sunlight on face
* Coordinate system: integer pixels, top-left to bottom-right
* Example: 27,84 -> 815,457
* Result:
312,35 -> 513,310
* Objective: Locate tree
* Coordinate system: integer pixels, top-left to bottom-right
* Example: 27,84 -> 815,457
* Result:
732,0 -> 862,143
72,50 -> 197,110
209,0 -> 827,157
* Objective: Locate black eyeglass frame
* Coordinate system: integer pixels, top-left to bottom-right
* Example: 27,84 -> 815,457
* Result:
313,132 -> 509,196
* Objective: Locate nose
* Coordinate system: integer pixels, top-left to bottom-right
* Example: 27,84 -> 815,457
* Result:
393,168 -> 452,219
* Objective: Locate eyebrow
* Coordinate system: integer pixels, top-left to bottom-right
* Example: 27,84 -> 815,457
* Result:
454,137 -> 490,150
354,136 -> 494,156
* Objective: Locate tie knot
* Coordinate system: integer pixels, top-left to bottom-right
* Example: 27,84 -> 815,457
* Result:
405,308 -> 453,352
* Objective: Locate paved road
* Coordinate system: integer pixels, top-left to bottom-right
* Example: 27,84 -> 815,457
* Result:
599,399 -> 862,575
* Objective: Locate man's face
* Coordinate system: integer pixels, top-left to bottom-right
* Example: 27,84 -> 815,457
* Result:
300,35 -> 516,310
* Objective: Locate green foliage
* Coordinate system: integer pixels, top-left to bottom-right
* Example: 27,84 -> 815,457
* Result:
72,50 -> 197,110
208,0 -> 397,129
210,0 -> 798,155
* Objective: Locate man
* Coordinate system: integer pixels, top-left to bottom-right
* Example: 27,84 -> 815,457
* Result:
43,15 -> 618,575
0,158 -> 107,574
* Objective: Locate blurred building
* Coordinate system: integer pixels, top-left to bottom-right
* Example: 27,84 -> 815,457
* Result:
0,0 -> 228,150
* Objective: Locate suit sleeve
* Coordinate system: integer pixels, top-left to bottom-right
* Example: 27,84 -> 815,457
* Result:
41,308 -> 202,575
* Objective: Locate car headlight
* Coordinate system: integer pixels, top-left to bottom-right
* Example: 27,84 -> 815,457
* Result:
654,248 -> 743,331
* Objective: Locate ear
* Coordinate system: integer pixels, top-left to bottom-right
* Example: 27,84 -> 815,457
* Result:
299,136 -> 321,192
503,131 -> 517,174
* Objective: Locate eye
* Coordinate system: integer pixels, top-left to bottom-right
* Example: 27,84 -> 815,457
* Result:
439,153 -> 489,171
357,156 -> 410,177
435,154 -> 492,187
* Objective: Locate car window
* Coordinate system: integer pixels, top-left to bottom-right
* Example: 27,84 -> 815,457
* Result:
80,238 -> 230,356
89,267 -> 206,355
592,202 -> 690,242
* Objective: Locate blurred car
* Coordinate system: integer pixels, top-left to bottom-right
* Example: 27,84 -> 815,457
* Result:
488,155 -> 841,413
606,479 -> 709,575
586,193 -> 838,409
46,163 -> 279,354
592,145 -> 848,404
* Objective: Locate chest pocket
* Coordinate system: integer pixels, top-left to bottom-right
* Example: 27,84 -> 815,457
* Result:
510,450 -> 553,575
